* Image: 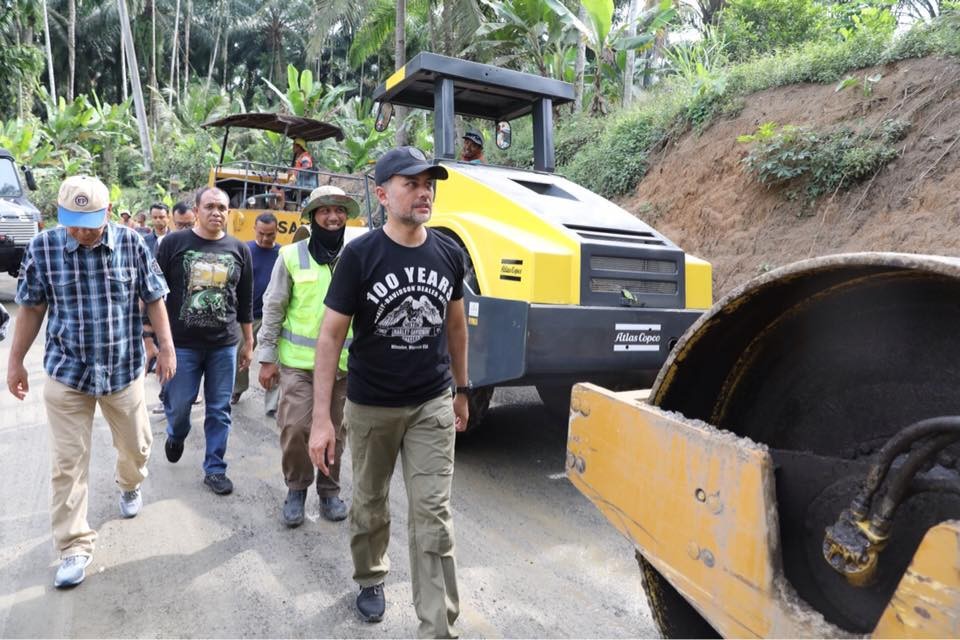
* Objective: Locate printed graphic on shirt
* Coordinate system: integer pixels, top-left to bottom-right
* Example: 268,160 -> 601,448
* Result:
180,250 -> 237,327
368,266 -> 455,350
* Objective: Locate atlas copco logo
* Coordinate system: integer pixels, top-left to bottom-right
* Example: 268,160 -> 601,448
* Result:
613,323 -> 661,352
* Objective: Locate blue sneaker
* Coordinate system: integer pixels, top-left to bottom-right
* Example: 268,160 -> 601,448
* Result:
54,554 -> 92,589
119,488 -> 142,518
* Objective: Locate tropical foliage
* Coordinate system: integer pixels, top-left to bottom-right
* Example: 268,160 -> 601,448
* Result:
0,0 -> 955,218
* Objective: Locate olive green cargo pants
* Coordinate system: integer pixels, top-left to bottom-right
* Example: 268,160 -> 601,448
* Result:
345,391 -> 460,639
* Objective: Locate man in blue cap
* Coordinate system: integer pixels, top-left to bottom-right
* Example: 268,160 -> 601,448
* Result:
6,175 -> 175,589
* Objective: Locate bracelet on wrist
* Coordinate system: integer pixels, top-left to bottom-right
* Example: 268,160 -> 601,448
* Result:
142,331 -> 156,339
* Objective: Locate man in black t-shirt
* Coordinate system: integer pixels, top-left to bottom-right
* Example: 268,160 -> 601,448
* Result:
151,187 -> 254,496
309,147 -> 469,638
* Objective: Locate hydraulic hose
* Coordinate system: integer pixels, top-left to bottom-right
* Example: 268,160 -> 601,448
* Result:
850,416 -> 960,518
873,432 -> 960,529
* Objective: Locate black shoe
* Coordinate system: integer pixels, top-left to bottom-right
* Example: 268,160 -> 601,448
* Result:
282,489 -> 307,527
230,392 -> 242,405
356,583 -> 385,623
320,496 -> 348,522
165,438 -> 184,463
203,473 -> 233,495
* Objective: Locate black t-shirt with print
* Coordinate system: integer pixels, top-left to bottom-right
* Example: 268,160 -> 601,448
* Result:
155,229 -> 254,349
324,227 -> 465,407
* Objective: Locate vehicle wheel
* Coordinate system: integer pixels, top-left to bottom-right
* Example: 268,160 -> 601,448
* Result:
460,385 -> 494,434
536,384 -> 571,421
637,552 -> 719,639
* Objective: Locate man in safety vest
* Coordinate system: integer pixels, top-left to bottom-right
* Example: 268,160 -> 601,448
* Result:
256,185 -> 356,526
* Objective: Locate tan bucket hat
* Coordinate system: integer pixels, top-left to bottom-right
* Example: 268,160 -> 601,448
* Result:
302,185 -> 360,219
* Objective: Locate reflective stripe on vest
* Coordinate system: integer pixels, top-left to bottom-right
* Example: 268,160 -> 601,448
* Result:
277,241 -> 350,371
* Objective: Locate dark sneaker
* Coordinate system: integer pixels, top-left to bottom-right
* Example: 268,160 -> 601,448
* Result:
165,438 -> 184,463
230,392 -> 242,405
203,473 -> 233,495
356,583 -> 385,623
282,489 -> 307,528
54,554 -> 92,589
320,496 -> 348,522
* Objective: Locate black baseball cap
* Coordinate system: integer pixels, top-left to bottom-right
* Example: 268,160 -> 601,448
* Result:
374,146 -> 449,186
463,130 -> 483,147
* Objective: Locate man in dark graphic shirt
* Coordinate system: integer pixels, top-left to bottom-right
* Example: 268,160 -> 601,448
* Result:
151,186 -> 254,496
309,147 -> 469,638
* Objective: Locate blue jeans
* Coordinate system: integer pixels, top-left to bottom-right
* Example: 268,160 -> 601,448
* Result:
164,345 -> 237,475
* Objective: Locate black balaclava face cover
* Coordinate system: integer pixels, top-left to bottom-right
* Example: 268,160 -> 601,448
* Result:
307,210 -> 345,265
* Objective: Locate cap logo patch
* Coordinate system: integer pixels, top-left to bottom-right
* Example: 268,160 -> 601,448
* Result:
409,148 -> 426,161
75,194 -> 89,207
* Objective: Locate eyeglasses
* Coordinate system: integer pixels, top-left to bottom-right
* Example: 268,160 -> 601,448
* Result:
173,221 -> 194,230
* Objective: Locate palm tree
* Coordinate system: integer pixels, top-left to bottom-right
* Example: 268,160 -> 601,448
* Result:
547,0 -> 676,114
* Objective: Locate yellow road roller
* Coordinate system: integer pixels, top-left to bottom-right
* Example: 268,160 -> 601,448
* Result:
567,252 -> 960,637
372,53 -> 712,429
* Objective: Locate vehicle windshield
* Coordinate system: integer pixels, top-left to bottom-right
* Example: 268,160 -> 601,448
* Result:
0,159 -> 22,197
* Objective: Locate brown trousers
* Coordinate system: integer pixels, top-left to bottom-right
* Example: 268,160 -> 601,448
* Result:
277,366 -> 346,496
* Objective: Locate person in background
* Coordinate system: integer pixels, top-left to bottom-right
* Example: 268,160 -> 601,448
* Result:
171,200 -> 197,230
119,211 -> 134,228
6,175 -> 175,589
293,138 -> 318,191
460,130 -> 485,164
258,186 -> 356,527
143,203 -> 171,256
151,186 -> 253,496
134,212 -> 150,233
232,212 -> 280,416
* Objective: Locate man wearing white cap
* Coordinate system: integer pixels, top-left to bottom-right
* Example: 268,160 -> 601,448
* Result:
258,186 -> 356,526
6,175 -> 175,589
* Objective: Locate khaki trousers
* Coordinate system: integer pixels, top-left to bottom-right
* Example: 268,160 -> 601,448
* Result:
346,392 -> 460,639
277,366 -> 346,496
43,375 -> 152,558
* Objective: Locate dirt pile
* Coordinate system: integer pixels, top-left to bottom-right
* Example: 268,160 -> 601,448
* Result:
623,56 -> 960,298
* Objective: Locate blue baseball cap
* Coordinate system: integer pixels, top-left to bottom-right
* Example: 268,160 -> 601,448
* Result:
57,175 -> 109,228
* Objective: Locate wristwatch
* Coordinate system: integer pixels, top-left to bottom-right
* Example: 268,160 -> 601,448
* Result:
454,385 -> 471,397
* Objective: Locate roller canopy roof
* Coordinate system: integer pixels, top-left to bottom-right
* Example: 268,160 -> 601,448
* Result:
373,52 -> 574,121
202,113 -> 344,142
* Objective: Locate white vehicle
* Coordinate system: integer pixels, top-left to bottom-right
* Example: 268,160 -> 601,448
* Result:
0,148 -> 40,277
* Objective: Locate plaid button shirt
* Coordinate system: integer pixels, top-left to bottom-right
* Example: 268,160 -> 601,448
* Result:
16,223 -> 169,396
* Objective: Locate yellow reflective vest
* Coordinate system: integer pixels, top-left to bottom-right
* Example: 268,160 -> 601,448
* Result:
277,240 -> 350,371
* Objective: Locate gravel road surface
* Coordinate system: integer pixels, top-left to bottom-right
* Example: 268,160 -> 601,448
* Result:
0,275 -> 655,638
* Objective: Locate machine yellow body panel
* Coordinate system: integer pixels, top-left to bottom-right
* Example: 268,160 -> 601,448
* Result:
683,254 -> 712,310
872,522 -> 960,638
431,166 -> 581,304
568,382 -> 960,638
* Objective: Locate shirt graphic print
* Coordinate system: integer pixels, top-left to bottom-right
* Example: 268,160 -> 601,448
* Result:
369,266 -> 456,349
180,249 -> 239,327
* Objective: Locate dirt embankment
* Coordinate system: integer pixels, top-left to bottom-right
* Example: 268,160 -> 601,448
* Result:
622,56 -> 960,298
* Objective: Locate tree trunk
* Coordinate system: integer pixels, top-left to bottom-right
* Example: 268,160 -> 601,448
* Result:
622,0 -> 640,107
205,8 -> 222,91
67,0 -> 76,101
150,0 -> 158,130
394,0 -> 408,146
441,0 -> 453,56
222,14 -> 229,88
117,0 -> 154,172
428,0 -> 436,52
573,4 -> 586,113
168,0 -> 181,106
42,0 -> 56,103
183,0 -> 191,91
121,29 -> 128,102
